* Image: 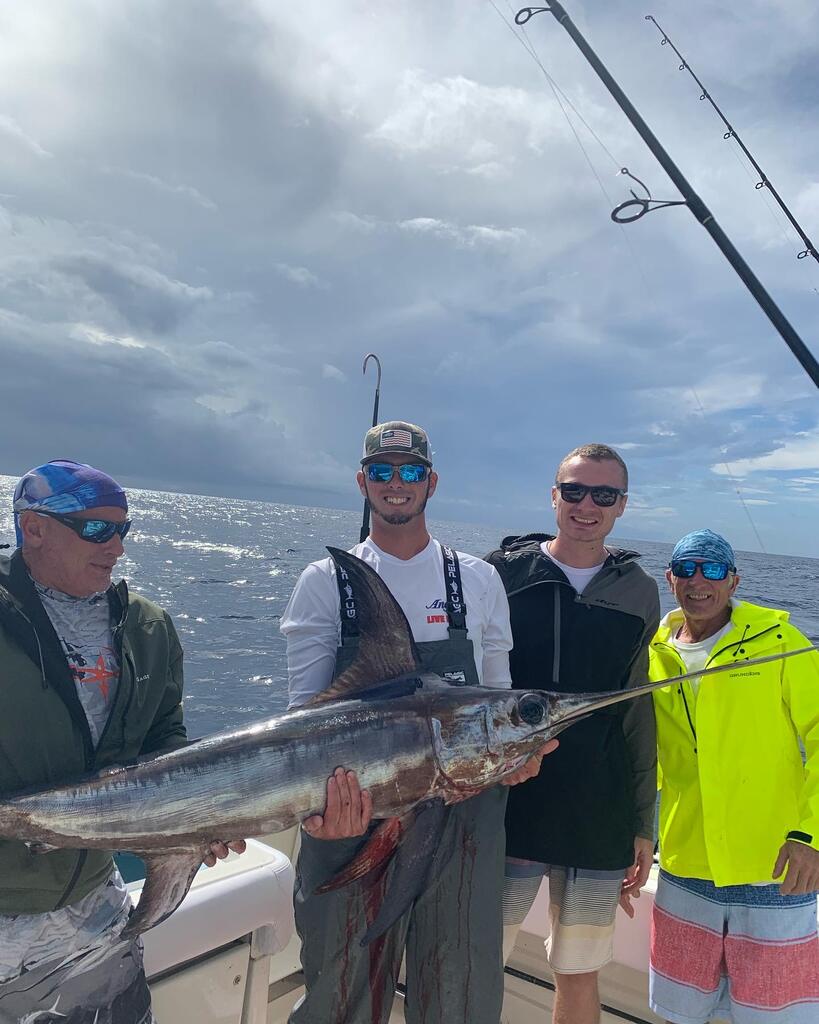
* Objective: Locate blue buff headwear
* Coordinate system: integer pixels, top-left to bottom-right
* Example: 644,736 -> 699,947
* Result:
13,460 -> 128,545
671,529 -> 736,569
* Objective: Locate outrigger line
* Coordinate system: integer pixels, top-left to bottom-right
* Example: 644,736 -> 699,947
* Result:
514,5 -> 819,391
645,14 -> 819,268
359,352 -> 382,543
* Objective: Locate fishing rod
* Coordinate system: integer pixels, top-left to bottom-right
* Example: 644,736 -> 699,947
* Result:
514,5 -> 819,390
645,14 -> 818,267
359,353 -> 382,543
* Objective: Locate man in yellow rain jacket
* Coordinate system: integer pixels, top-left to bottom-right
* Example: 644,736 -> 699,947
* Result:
648,529 -> 818,1024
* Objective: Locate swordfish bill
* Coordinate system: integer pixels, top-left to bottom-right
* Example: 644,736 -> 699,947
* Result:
0,548 -> 814,940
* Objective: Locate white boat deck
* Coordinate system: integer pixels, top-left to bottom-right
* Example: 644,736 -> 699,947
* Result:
265,951 -> 659,1024
140,829 -> 664,1023
262,859 -> 663,1024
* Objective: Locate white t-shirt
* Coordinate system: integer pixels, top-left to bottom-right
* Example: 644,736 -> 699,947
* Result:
540,541 -> 604,596
280,536 -> 513,708
671,621 -> 734,698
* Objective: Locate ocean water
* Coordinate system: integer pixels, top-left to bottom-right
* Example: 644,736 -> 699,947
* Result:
1,476 -> 817,739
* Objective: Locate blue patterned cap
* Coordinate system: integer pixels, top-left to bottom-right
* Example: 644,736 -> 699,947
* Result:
13,460 -> 128,544
671,529 -> 735,569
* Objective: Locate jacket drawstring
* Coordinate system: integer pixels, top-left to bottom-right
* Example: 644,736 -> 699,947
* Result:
729,623 -> 750,659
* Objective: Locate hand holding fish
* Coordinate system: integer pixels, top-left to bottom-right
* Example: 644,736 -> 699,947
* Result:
302,767 -> 374,840
500,740 -> 559,787
773,839 -> 819,895
202,839 -> 247,867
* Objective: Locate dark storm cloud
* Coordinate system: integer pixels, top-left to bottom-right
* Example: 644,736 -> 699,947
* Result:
53,254 -> 212,334
0,1 -> 816,554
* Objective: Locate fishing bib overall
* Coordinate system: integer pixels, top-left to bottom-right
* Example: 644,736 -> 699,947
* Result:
290,546 -> 507,1024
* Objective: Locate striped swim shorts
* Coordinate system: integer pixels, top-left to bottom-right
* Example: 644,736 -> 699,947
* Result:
650,869 -> 819,1024
504,859 -> 625,974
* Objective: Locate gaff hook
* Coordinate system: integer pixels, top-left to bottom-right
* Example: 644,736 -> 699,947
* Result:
362,352 -> 382,395
359,353 -> 383,543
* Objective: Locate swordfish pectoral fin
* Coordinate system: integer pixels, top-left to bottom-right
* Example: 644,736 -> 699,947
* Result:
120,847 -> 206,939
315,798 -> 440,895
360,798 -> 448,948
314,815 -> 405,894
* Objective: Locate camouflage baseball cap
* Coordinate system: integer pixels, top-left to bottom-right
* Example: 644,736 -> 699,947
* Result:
361,421 -> 432,466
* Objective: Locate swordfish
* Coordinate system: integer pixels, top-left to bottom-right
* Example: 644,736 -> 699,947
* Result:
0,548 -> 813,940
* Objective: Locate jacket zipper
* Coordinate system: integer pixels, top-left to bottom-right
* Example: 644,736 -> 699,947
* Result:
505,575 -> 571,683
117,648 -> 138,736
8,604 -> 49,688
653,642 -> 698,749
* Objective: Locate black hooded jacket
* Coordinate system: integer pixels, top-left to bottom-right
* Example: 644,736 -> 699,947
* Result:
486,534 -> 660,870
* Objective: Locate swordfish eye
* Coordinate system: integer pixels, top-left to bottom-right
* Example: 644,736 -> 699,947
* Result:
516,693 -> 547,726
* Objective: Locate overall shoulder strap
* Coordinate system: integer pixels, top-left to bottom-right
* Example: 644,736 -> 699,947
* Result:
441,544 -> 468,637
334,558 -> 360,641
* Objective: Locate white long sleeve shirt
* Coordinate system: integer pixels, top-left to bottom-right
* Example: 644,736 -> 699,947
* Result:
280,537 -> 513,708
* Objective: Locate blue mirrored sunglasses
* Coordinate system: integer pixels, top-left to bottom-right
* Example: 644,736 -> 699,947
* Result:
670,559 -> 733,581
366,463 -> 428,484
36,509 -> 132,544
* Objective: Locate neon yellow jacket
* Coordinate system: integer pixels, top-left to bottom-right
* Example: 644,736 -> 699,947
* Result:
649,599 -> 819,886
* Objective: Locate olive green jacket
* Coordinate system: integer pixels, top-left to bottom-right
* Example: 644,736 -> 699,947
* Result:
0,549 -> 187,914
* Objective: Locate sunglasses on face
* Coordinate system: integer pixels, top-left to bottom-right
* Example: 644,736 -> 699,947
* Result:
556,482 -> 627,508
366,463 -> 429,484
36,509 -> 132,544
670,559 -> 734,581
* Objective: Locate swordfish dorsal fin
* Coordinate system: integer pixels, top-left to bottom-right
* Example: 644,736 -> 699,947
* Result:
306,548 -> 422,706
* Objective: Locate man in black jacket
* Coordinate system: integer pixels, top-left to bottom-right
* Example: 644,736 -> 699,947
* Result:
486,444 -> 659,1024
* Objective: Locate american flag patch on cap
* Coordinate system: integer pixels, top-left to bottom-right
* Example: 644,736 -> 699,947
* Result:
380,428 -> 412,448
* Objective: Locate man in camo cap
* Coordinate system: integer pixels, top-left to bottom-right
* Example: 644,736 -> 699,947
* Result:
282,421 -> 555,1024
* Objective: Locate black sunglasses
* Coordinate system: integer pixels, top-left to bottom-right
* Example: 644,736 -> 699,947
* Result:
36,510 -> 132,544
670,559 -> 734,581
556,482 -> 627,508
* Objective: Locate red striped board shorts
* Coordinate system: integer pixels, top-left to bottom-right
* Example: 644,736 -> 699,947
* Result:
650,869 -> 819,1024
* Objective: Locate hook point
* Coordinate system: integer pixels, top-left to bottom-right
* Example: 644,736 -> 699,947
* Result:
362,353 -> 382,389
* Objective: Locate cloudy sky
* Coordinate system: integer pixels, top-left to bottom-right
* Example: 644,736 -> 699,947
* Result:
1,0 -> 818,556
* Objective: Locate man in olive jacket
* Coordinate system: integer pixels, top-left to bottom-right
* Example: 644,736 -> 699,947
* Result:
0,460 -> 241,1024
